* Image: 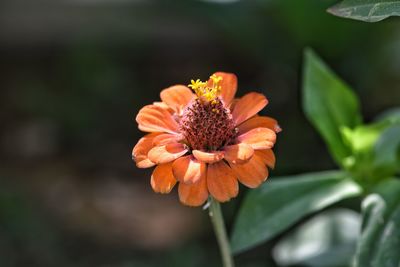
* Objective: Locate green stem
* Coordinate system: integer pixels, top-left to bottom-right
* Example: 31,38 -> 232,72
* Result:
208,197 -> 235,267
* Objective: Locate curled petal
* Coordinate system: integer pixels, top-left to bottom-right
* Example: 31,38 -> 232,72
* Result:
136,105 -> 179,134
134,157 -> 155,169
178,174 -> 208,207
255,149 -> 276,169
132,133 -> 162,168
148,143 -> 188,164
192,150 -> 224,164
172,155 -> 206,184
232,92 -> 268,126
224,143 -> 254,164
237,127 -> 276,150
238,115 -> 281,134
152,133 -> 181,146
151,162 -> 176,193
207,161 -> 238,202
153,101 -> 174,113
160,85 -> 195,113
229,153 -> 269,188
208,72 -> 238,105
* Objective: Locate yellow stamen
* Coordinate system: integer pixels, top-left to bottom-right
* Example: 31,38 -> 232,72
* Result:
188,75 -> 223,104
210,74 -> 223,84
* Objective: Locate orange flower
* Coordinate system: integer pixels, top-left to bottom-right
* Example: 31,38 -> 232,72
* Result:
132,72 -> 281,206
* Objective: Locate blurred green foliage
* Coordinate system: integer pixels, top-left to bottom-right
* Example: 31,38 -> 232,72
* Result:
232,49 -> 400,267
1,0 -> 400,266
231,171 -> 361,253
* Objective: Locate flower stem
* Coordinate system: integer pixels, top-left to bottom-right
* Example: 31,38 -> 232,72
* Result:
208,197 -> 235,267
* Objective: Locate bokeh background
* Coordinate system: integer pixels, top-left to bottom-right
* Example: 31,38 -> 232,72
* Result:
1,0 -> 400,266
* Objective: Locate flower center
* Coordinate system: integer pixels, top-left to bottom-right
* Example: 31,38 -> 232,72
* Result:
180,75 -> 237,151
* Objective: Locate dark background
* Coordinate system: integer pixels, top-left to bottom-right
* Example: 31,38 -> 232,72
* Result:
1,0 -> 399,266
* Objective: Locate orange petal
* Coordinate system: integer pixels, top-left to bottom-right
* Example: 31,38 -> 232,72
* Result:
232,92 -> 268,126
132,133 -> 161,168
238,115 -> 281,134
148,143 -> 188,164
192,150 -> 224,163
136,105 -> 179,134
135,158 -> 154,168
229,153 -> 269,188
237,127 -> 276,150
172,155 -> 206,184
208,72 -> 237,105
207,161 -> 238,202
152,133 -> 181,146
153,101 -> 174,113
178,174 -> 208,207
151,162 -> 176,193
160,85 -> 195,113
255,149 -> 276,169
224,143 -> 254,164
228,98 -> 239,112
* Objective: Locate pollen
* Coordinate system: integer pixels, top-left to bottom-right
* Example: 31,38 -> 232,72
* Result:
188,74 -> 223,104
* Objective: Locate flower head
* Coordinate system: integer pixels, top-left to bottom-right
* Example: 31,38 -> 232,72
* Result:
133,72 -> 281,206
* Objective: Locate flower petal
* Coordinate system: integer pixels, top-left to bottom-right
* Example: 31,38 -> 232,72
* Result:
153,101 -> 174,113
207,161 -> 238,202
237,127 -> 276,150
148,143 -> 188,164
152,133 -> 181,146
178,174 -> 208,207
132,133 -> 161,168
228,98 -> 239,112
255,149 -> 276,169
172,155 -> 206,184
192,150 -> 224,164
208,72 -> 237,105
232,92 -> 268,126
150,162 -> 176,193
135,158 -> 155,168
224,143 -> 254,164
229,153 -> 269,188
160,85 -> 195,113
238,115 -> 281,134
136,105 -> 179,134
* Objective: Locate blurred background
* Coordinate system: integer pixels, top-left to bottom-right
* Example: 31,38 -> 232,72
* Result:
1,0 -> 400,266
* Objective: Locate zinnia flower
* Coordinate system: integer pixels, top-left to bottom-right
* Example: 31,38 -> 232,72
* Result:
132,72 -> 280,206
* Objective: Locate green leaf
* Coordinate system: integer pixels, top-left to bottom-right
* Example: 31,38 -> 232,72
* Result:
374,125 -> 400,171
328,0 -> 400,22
340,121 -> 399,181
354,179 -> 400,267
375,107 -> 400,124
230,171 -> 362,253
273,209 -> 360,267
302,49 -> 362,166
341,122 -> 390,155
